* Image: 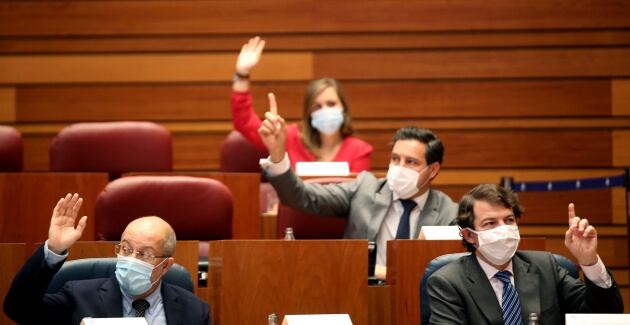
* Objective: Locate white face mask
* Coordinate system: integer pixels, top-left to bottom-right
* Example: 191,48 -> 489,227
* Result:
467,225 -> 520,266
310,106 -> 344,135
387,164 -> 430,199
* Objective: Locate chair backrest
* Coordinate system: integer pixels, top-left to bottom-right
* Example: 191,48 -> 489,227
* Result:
419,252 -> 579,325
95,176 -> 233,241
50,121 -> 172,178
276,177 -> 353,239
0,125 -> 23,171
220,130 -> 268,173
46,258 -> 193,293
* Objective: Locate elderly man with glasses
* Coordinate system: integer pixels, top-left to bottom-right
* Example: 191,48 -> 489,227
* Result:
3,193 -> 210,325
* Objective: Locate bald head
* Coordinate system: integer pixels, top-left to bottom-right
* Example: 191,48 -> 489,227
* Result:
122,216 -> 177,256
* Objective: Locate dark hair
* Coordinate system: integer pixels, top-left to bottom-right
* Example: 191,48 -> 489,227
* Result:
391,126 -> 444,165
300,78 -> 353,153
457,184 -> 524,251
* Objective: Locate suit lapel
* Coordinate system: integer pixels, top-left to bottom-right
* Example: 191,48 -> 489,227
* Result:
513,253 -> 541,320
368,180 -> 393,240
464,255 -> 504,324
99,278 -> 124,317
413,189 -> 438,238
161,283 -> 184,325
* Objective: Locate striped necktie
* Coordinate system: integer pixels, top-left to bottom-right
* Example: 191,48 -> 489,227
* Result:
494,270 -> 523,325
132,299 -> 150,317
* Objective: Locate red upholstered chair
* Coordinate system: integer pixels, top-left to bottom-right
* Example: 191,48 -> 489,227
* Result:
94,176 -> 233,241
219,130 -> 268,174
0,125 -> 23,171
276,177 -> 353,239
50,122 -> 172,178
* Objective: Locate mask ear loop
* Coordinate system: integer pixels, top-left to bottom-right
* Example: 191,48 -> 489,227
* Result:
148,257 -> 169,288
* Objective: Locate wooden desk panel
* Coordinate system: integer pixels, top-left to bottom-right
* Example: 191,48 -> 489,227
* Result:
0,243 -> 27,325
386,238 -> 545,325
0,173 -> 109,243
207,240 -> 368,325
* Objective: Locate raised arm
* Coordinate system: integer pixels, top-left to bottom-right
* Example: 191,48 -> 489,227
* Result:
48,193 -> 87,254
233,36 -> 265,92
231,37 -> 269,149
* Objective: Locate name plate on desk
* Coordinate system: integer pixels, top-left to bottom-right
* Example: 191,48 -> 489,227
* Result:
81,318 -> 148,325
566,314 -> 630,324
418,226 -> 461,240
282,314 -> 352,325
295,162 -> 350,176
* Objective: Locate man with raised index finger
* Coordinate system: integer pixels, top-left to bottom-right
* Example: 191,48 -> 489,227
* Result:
427,184 -> 623,325
258,93 -> 459,278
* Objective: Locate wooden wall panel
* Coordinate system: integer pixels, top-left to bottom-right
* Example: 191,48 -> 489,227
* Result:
0,87 -> 15,122
1,1 -> 629,36
613,130 -> 630,167
3,30 -> 630,54
361,130 -> 613,169
15,79 -> 612,122
315,48 -> 630,80
0,29 -> 630,54
0,53 -> 312,84
172,133 -> 225,171
15,127 -> 620,171
613,79 -> 630,116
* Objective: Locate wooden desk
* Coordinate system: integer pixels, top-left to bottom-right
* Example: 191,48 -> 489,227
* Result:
0,243 -> 28,325
0,172 -> 109,243
204,240 -> 368,325
386,238 -> 546,325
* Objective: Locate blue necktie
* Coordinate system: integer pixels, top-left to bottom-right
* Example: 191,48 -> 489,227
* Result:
395,199 -> 417,239
495,270 -> 523,325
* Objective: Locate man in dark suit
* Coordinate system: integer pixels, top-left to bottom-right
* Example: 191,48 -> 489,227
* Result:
427,184 -> 623,325
4,193 -> 210,325
258,94 -> 458,277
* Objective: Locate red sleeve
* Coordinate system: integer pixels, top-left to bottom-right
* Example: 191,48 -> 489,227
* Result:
231,90 -> 266,149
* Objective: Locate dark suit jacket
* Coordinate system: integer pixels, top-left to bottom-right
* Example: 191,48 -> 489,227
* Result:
269,168 -> 458,240
3,245 -> 210,325
427,251 -> 623,325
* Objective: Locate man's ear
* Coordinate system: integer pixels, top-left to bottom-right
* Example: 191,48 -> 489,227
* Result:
162,257 -> 175,276
429,162 -> 441,179
460,228 -> 477,247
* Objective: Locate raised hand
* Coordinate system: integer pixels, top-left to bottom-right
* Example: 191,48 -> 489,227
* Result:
564,203 -> 598,266
48,193 -> 87,254
258,93 -> 287,163
235,36 -> 266,76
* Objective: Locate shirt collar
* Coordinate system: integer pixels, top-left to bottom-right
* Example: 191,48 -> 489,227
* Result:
475,254 -> 514,281
121,282 -> 163,316
392,188 -> 430,211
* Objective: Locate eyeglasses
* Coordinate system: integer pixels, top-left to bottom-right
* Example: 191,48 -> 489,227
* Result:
114,243 -> 168,264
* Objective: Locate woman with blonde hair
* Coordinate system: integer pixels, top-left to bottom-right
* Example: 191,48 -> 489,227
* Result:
231,37 -> 372,172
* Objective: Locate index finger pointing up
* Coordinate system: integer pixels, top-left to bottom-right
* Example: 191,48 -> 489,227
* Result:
568,202 -> 576,225
268,92 -> 278,115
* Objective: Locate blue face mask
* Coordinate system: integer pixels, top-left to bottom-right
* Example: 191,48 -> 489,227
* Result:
310,107 -> 344,135
115,256 -> 166,297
